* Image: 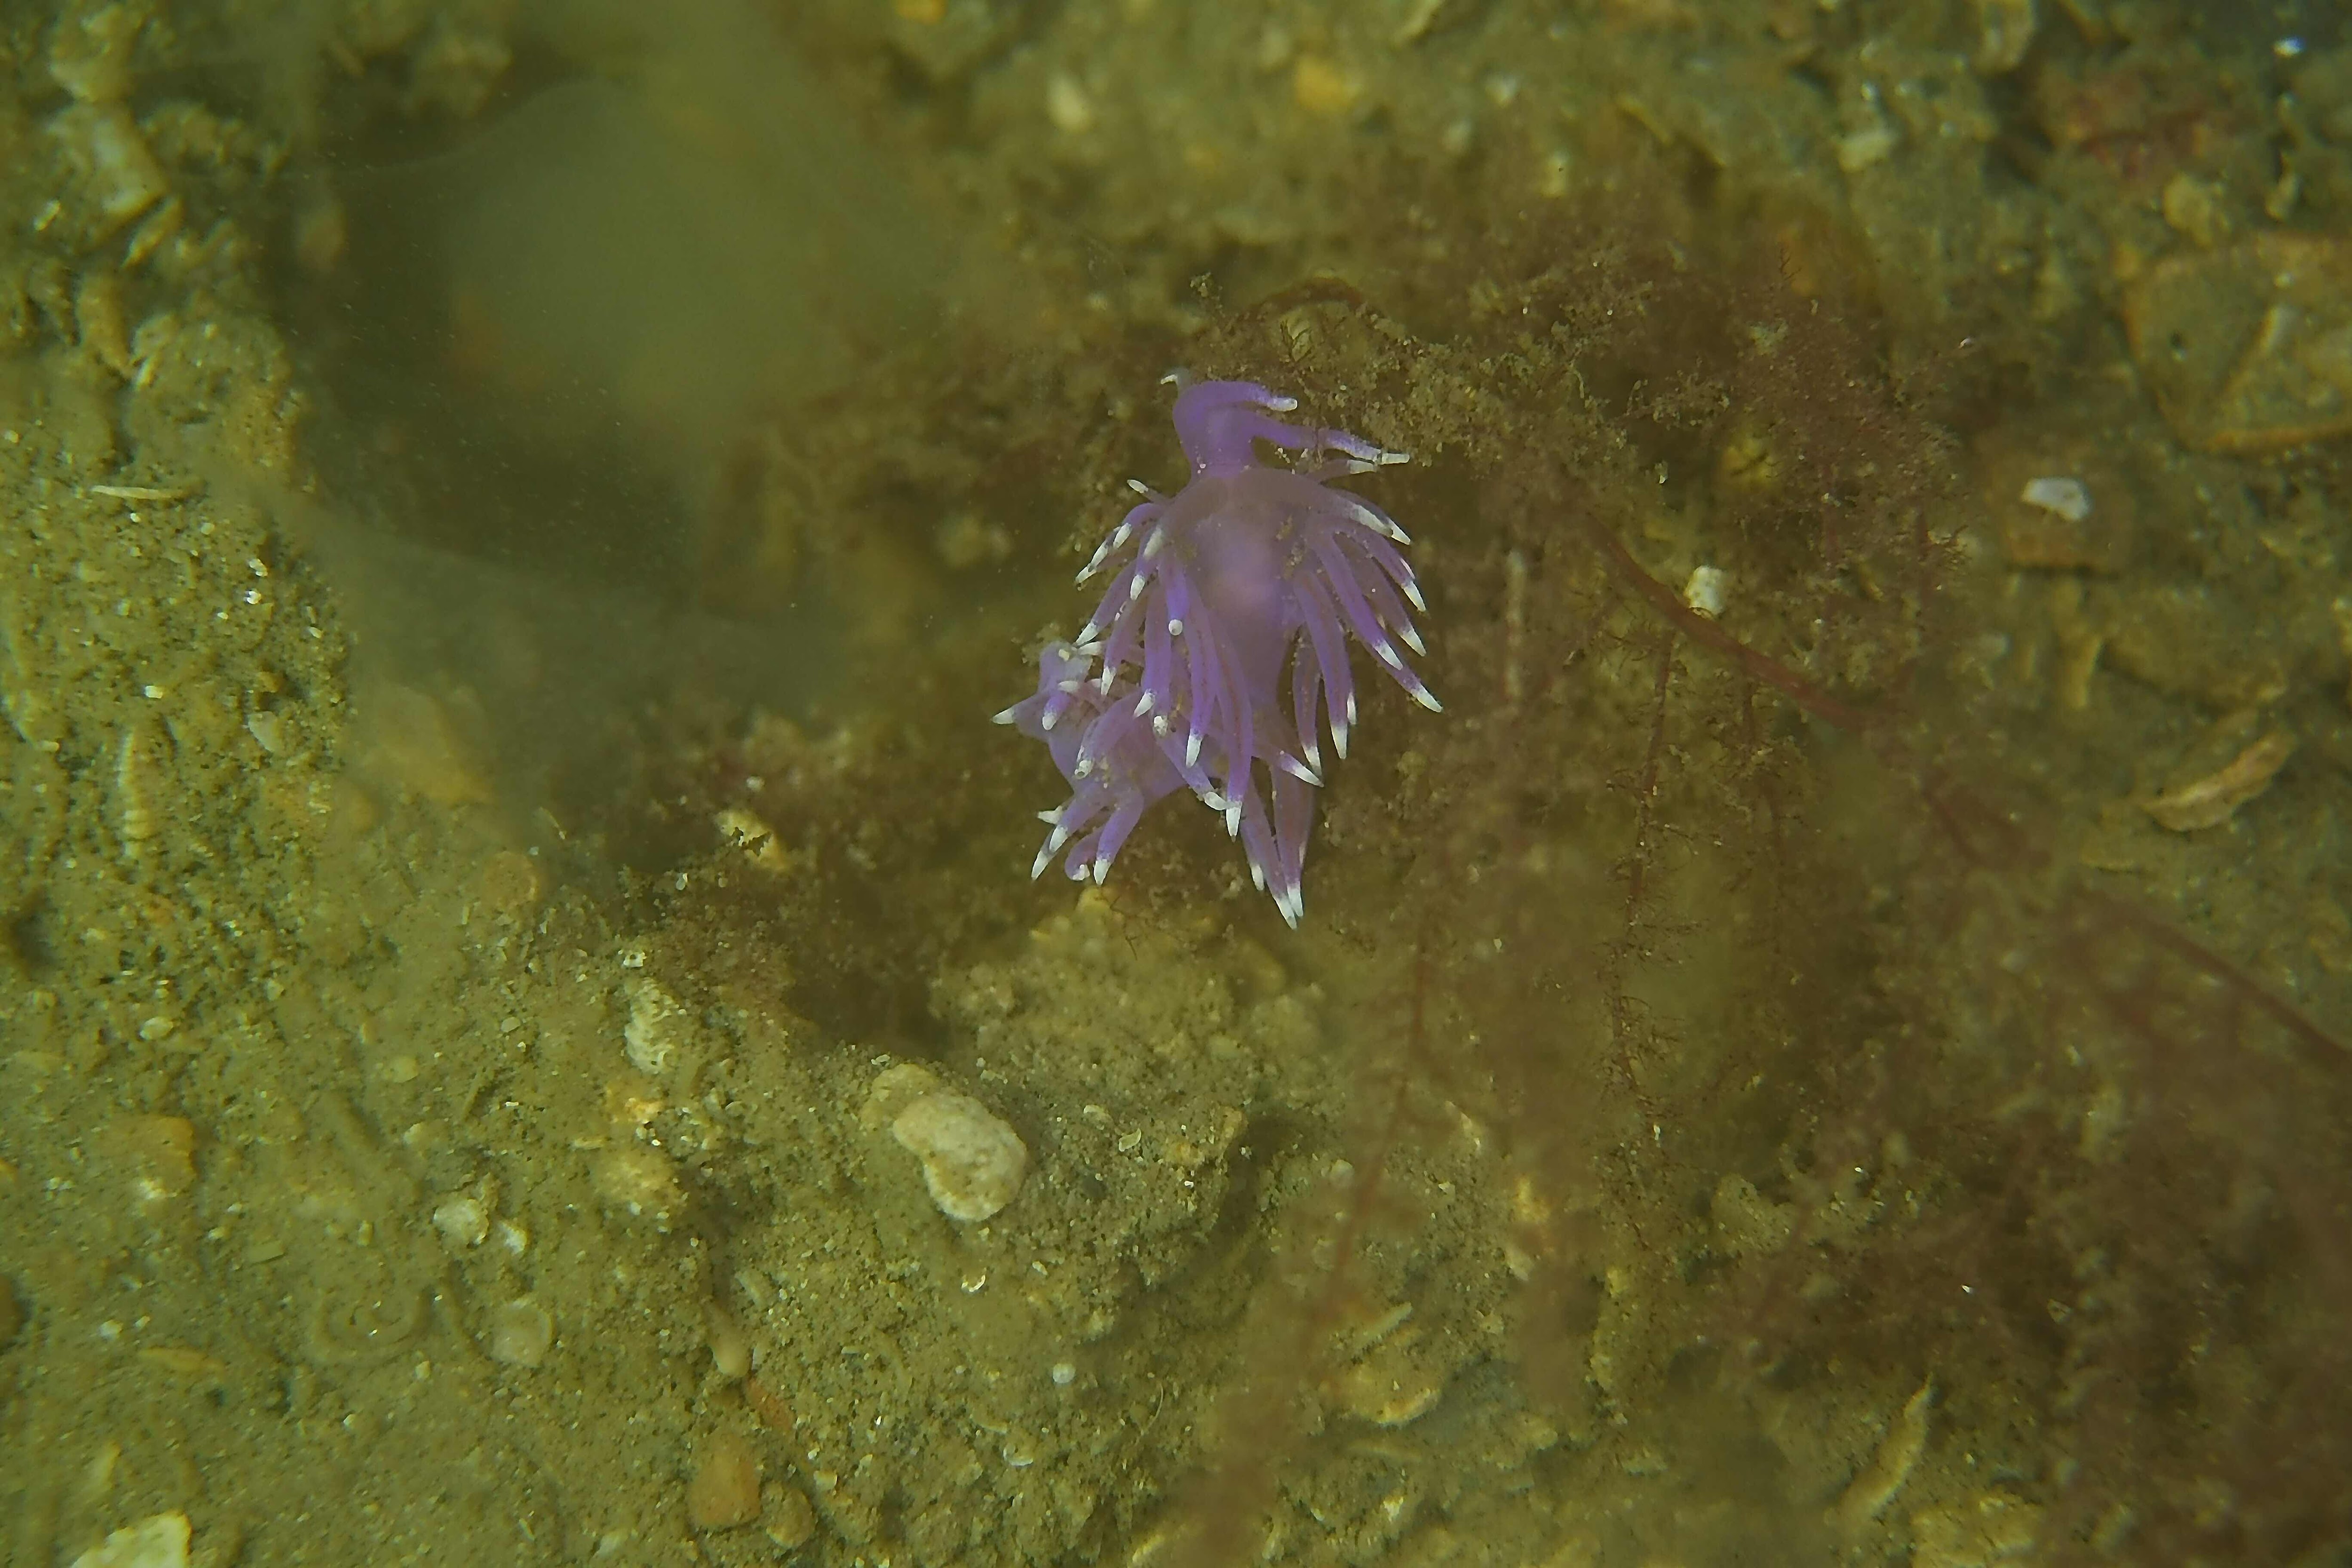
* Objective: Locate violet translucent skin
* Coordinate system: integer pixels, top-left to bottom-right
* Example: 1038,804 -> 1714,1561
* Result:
995,377 -> 1438,927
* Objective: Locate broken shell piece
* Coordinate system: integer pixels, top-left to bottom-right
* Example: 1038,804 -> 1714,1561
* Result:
2145,730 -> 2296,832
891,1090 -> 1027,1222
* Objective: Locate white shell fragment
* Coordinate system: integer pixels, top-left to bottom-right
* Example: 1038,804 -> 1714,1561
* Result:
2018,475 -> 2092,524
890,1090 -> 1029,1223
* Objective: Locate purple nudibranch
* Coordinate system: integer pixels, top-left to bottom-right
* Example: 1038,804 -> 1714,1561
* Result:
994,375 -> 1438,927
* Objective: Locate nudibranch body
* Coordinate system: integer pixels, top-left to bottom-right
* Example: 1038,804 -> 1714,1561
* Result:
996,377 -> 1438,926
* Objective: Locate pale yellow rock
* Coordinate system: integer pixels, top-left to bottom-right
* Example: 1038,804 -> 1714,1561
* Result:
890,1091 -> 1027,1222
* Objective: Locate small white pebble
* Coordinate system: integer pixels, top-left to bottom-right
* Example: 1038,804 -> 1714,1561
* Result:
1681,565 -> 1728,618
1050,1361 -> 1077,1386
2019,475 -> 2092,524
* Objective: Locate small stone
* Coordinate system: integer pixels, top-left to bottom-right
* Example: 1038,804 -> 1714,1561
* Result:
1680,565 -> 1727,618
486,1298 -> 554,1368
890,1091 -> 1028,1223
686,1432 -> 761,1530
68,1513 -> 189,1568
744,1373 -> 796,1434
432,1196 -> 490,1250
2018,476 -> 2090,525
765,1485 -> 817,1548
1981,444 -> 2136,573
